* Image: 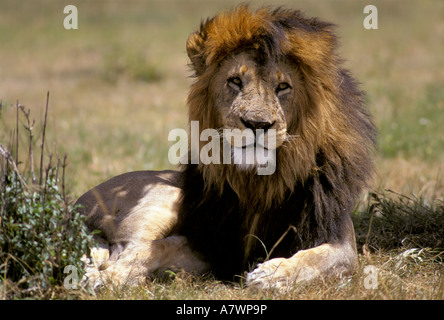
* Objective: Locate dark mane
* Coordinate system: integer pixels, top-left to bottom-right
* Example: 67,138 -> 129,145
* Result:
174,163 -> 354,279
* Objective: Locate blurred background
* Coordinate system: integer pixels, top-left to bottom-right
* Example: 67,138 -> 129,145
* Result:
1,0 -> 443,200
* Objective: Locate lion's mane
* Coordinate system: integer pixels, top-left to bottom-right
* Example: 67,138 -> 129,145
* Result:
172,6 -> 376,279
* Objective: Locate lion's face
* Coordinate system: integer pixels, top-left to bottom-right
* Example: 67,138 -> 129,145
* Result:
214,52 -> 295,146
208,51 -> 300,171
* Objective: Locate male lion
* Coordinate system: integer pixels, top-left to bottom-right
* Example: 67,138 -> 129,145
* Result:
77,6 -> 376,289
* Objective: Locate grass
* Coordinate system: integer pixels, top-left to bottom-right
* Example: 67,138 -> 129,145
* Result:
0,0 -> 443,299
354,191 -> 444,253
88,250 -> 444,300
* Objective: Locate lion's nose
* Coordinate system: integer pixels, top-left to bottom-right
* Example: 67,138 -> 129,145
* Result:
241,118 -> 275,132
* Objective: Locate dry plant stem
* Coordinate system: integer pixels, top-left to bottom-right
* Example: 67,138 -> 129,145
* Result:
55,155 -> 60,187
39,92 -> 50,229
0,145 -> 28,188
39,91 -> 50,186
19,105 -> 37,184
62,154 -> 67,203
41,153 -> 53,228
15,101 -> 19,166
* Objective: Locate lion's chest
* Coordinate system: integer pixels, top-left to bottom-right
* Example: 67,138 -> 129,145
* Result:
175,169 -> 313,279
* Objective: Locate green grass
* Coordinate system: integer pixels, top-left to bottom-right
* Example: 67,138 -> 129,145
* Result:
378,83 -> 444,160
1,0 -> 444,299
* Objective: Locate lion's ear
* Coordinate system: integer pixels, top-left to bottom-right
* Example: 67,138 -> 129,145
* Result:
186,30 -> 207,76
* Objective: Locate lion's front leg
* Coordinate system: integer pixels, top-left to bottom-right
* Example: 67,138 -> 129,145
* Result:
84,235 -> 210,289
246,241 -> 357,289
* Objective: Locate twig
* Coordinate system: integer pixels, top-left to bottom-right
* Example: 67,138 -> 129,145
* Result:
42,154 -> 53,204
16,101 -> 20,197
0,144 -> 28,189
39,91 -> 50,186
16,101 -> 19,166
55,151 -> 61,187
62,154 -> 67,203
19,105 -> 37,184
41,153 -> 53,230
266,225 -> 297,261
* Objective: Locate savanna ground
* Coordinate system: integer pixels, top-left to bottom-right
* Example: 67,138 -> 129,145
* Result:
0,0 -> 443,300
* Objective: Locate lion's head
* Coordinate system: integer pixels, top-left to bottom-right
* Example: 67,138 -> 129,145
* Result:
184,5 -> 376,210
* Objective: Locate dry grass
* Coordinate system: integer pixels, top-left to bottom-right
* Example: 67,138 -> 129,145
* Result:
79,251 -> 442,300
1,0 -> 443,299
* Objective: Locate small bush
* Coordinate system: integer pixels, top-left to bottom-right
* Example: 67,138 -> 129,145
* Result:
0,98 -> 95,298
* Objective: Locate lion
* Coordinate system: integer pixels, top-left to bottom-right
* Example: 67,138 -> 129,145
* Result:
76,5 -> 376,289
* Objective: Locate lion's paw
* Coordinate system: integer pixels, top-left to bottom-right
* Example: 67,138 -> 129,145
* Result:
82,269 -> 106,290
246,256 -> 323,289
82,266 -> 130,290
245,258 -> 292,289
83,263 -> 148,290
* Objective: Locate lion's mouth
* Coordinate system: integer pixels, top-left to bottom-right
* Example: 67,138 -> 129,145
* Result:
232,144 -> 276,175
241,141 -> 264,149
220,127 -> 279,175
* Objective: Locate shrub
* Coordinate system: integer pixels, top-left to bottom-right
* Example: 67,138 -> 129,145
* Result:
0,97 -> 95,298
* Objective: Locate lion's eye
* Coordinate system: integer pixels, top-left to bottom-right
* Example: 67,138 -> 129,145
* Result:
228,77 -> 243,90
276,82 -> 291,94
